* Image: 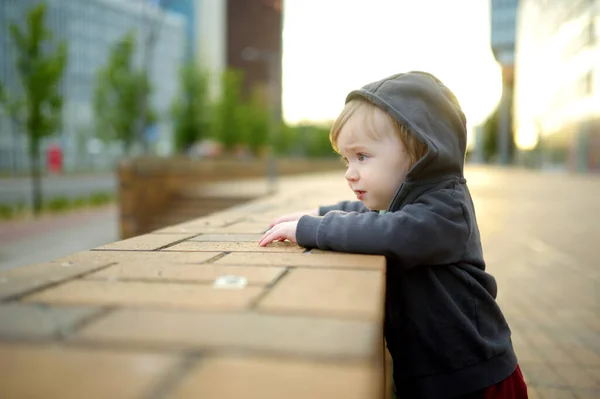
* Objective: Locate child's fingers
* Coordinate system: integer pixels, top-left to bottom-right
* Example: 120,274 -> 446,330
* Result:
269,216 -> 289,227
259,228 -> 281,247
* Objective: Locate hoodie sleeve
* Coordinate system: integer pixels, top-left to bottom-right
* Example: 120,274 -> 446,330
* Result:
297,190 -> 469,269
319,200 -> 369,215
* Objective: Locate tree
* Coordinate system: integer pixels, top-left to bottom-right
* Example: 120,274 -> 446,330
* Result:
0,84 -> 26,175
0,3 -> 67,214
93,32 -> 156,155
275,121 -> 299,156
241,88 -> 270,156
482,106 -> 499,162
170,64 -> 210,153
212,69 -> 245,152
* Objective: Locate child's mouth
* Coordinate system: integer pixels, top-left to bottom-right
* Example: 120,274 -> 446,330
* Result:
355,191 -> 366,200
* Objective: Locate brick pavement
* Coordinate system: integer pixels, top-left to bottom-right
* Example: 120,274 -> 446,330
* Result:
0,166 -> 598,398
469,167 -> 600,399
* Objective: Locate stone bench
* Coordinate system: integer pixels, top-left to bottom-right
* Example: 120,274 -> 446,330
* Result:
0,172 -> 390,399
119,157 -> 345,239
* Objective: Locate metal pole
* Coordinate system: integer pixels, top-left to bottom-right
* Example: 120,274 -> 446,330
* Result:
267,54 -> 278,194
497,82 -> 512,165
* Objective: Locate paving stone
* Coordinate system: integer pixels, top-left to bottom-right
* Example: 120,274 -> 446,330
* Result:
53,250 -> 222,265
215,252 -> 385,271
0,261 -> 112,300
533,343 -> 577,364
573,389 -> 600,399
151,225 -> 221,234
528,388 -> 578,398
513,341 -> 545,364
163,241 -> 305,253
76,309 -> 381,360
257,268 -> 384,321
86,262 -> 285,286
520,362 -> 566,387
555,365 -> 600,390
23,280 -> 264,310
169,355 -> 381,399
190,234 -> 264,242
211,222 -> 271,234
563,344 -> 600,367
151,217 -> 245,234
94,233 -> 194,251
0,342 -> 179,399
586,367 -> 600,387
0,303 -> 100,339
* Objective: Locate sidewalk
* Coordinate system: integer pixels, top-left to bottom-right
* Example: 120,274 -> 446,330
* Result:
0,205 -> 118,271
466,167 -> 600,399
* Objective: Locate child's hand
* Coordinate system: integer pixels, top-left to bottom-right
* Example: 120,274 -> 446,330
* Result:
259,221 -> 298,246
269,208 -> 318,228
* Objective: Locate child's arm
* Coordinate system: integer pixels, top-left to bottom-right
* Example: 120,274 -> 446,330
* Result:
296,190 -> 469,269
319,200 -> 370,215
269,201 -> 369,227
269,208 -> 318,228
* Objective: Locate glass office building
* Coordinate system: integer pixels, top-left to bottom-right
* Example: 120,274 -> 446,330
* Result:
488,0 -> 519,165
0,0 -> 185,173
513,0 -> 600,171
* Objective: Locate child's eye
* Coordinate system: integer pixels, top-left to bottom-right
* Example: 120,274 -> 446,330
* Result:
357,153 -> 368,161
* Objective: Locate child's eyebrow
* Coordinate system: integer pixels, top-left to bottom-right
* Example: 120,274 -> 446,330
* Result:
339,145 -> 369,153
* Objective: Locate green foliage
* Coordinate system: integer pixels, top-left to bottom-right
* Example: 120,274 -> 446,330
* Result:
93,32 -> 156,154
0,3 -> 67,215
303,124 -> 336,157
171,64 -> 210,153
0,192 -> 114,220
274,122 -> 335,158
44,196 -> 70,213
482,107 -> 499,162
0,204 -> 14,220
212,69 -> 245,151
275,121 -> 299,155
241,88 -> 270,155
167,66 -> 333,159
88,192 -> 113,206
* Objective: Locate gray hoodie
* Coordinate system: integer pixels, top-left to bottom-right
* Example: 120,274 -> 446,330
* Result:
296,72 -> 517,398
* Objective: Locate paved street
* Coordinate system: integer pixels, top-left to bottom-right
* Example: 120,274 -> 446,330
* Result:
0,205 -> 118,271
0,173 -> 116,205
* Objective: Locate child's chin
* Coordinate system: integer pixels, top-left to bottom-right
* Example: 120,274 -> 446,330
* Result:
362,202 -> 375,211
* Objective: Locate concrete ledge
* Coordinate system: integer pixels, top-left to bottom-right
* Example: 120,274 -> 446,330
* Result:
0,172 -> 389,399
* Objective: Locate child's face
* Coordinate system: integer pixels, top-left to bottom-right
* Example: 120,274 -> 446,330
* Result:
337,109 -> 411,211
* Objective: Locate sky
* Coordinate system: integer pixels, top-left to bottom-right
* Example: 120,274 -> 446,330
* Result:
281,0 -> 503,143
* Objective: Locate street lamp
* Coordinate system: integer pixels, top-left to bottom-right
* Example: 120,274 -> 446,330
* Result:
241,46 -> 280,194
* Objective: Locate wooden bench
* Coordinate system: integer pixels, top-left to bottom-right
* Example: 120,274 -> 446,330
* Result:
0,172 -> 390,399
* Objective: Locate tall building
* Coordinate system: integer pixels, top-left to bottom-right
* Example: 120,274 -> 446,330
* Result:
196,0 -> 283,120
0,0 -> 185,173
513,0 -> 599,172
159,0 -> 197,60
490,0 -> 519,165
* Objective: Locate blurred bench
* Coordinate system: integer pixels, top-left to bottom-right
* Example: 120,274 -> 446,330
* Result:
0,172 -> 390,399
119,156 -> 345,239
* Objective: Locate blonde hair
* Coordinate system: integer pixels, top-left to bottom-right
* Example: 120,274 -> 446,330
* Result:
330,99 -> 427,167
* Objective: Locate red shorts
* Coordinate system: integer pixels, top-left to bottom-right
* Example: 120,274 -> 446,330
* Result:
477,364 -> 528,398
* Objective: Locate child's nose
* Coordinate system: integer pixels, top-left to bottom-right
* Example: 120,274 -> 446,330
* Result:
345,166 -> 359,181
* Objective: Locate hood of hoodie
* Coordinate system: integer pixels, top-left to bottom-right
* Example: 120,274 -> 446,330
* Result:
345,71 -> 467,183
